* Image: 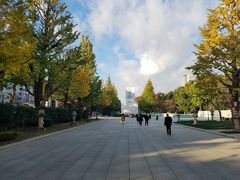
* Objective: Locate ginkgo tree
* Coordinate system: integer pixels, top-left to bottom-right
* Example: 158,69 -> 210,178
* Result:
101,76 -> 121,115
195,74 -> 230,121
23,0 -> 79,108
0,0 -> 35,88
53,35 -> 98,109
174,81 -> 204,125
139,80 -> 157,113
188,0 -> 240,129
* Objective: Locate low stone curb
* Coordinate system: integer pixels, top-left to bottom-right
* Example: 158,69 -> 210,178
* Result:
0,120 -> 100,151
174,123 -> 240,141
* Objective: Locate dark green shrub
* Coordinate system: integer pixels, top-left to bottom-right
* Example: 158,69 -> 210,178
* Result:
0,104 -> 15,130
45,107 -> 72,124
0,104 -> 81,129
45,108 -> 58,124
14,106 -> 37,128
76,109 -> 83,121
0,131 -> 18,141
23,108 -> 37,127
58,108 -> 72,123
43,117 -> 53,127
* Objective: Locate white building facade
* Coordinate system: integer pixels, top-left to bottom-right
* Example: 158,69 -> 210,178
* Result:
0,85 -> 35,107
121,87 -> 138,114
181,74 -> 195,86
0,84 -> 59,108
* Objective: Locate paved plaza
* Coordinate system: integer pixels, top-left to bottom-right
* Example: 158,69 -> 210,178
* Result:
0,118 -> 240,180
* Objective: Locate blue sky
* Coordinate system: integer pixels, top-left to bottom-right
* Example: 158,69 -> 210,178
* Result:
64,0 -> 219,103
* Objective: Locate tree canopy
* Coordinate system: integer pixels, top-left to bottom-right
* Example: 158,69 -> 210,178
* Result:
187,0 -> 240,129
0,0 -> 35,87
23,0 -> 79,108
139,80 -> 157,113
101,76 -> 121,115
174,82 -> 203,114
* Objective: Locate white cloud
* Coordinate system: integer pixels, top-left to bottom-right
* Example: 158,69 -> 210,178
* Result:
97,63 -> 106,70
139,54 -> 160,75
82,0 -> 219,101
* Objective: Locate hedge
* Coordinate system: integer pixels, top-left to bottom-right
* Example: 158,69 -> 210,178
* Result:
0,131 -> 18,141
0,104 -> 82,130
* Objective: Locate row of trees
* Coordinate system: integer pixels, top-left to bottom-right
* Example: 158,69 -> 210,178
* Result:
138,79 -> 230,116
137,80 -> 176,113
0,0 -> 121,116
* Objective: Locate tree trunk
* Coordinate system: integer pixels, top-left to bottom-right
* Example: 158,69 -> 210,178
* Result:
193,111 -> 198,125
231,71 -> 240,130
211,112 -> 214,121
34,78 -> 45,129
34,78 -> 44,109
63,89 -> 69,108
218,110 -> 222,121
0,70 -> 4,91
10,84 -> 16,105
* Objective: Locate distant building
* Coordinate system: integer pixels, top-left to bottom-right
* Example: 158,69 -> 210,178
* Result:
121,87 -> 138,114
0,85 -> 35,107
126,87 -> 135,104
181,74 -> 195,86
0,84 -> 58,108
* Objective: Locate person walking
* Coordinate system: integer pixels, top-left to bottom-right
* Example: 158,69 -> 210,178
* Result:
139,113 -> 143,126
164,114 -> 172,135
144,114 -> 149,126
156,115 -> 159,120
136,114 -> 139,124
120,114 -> 125,125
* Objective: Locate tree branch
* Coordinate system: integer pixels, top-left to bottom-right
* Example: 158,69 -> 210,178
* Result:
24,83 -> 34,96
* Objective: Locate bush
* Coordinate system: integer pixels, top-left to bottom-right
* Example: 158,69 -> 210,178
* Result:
14,106 -> 37,128
45,107 -> 73,125
45,108 -> 58,124
43,117 -> 54,127
0,104 -> 82,129
57,108 -> 73,123
0,104 -> 15,130
0,131 -> 18,141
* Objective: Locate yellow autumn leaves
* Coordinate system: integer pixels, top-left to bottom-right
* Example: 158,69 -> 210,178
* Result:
69,68 -> 91,99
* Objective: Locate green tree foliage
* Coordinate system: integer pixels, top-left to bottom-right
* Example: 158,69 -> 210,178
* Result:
187,0 -> 240,129
23,0 -> 79,108
174,82 -> 204,114
101,76 -> 121,115
196,75 -> 230,120
139,80 -> 157,113
54,35 -> 98,109
0,0 -> 35,88
74,35 -> 99,110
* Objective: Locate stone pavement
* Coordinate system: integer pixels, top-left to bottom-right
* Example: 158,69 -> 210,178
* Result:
0,118 -> 240,180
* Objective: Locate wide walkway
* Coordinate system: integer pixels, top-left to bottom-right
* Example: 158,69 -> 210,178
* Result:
0,118 -> 240,180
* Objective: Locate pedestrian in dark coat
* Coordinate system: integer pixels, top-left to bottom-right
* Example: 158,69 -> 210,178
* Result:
164,114 -> 172,135
136,114 -> 139,124
144,114 -> 149,126
139,113 -> 143,126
